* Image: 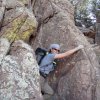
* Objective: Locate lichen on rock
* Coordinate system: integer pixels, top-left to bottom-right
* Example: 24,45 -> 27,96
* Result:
0,38 -> 43,100
0,1 -> 38,43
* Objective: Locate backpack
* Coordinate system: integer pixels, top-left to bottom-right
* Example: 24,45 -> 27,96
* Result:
35,47 -> 47,65
35,47 -> 57,68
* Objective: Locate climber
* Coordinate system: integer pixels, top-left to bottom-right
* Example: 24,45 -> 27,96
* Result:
39,44 -> 84,99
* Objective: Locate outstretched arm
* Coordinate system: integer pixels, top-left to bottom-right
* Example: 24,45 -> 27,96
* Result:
54,45 -> 84,59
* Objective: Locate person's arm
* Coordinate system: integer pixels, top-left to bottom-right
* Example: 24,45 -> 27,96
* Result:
54,45 -> 84,59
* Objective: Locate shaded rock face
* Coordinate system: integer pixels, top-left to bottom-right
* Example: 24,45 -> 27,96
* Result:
78,26 -> 96,44
0,0 -> 38,43
78,26 -> 96,39
0,38 -> 43,100
32,0 -> 100,100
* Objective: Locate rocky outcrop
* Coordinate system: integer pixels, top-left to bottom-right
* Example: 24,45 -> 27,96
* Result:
0,0 -> 38,43
32,0 -> 100,100
0,0 -> 42,100
0,38 -> 43,100
0,0 -> 100,100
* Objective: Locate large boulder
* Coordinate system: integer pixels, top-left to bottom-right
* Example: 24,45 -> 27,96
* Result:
32,0 -> 100,100
0,0 -> 38,43
0,38 -> 43,100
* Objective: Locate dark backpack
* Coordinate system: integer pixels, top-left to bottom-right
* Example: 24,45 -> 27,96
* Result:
35,47 -> 57,68
35,47 -> 47,65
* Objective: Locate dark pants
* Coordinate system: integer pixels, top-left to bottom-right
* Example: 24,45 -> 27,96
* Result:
40,72 -> 54,99
40,76 -> 54,94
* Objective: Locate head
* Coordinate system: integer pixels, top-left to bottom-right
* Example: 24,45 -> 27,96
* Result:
49,44 -> 60,54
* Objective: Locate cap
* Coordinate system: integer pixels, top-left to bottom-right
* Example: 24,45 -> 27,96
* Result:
49,44 -> 60,50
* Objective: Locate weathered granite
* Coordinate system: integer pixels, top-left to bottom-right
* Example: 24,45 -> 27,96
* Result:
0,0 -> 38,43
0,38 -> 43,100
32,0 -> 100,100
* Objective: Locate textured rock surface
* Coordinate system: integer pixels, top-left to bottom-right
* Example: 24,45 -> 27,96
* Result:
0,0 -> 38,43
0,0 -> 100,100
93,45 -> 100,64
32,0 -> 100,100
95,7 -> 100,45
78,26 -> 96,39
0,38 -> 43,100
0,38 -> 10,64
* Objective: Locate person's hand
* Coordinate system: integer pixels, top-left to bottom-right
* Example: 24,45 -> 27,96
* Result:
76,45 -> 84,51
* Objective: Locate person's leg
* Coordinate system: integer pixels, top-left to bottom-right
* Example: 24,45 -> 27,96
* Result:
43,94 -> 53,100
40,76 -> 54,99
43,81 -> 54,95
40,75 -> 45,91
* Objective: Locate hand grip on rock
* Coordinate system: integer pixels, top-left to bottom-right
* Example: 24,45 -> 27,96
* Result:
76,45 -> 84,51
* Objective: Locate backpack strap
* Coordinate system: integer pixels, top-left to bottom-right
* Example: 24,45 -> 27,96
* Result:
38,52 -> 49,65
39,71 -> 48,78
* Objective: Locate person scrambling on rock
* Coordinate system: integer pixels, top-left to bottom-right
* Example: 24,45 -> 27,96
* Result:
36,44 -> 84,99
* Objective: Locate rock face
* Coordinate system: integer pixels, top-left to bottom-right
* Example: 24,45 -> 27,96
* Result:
0,0 -> 100,100
32,0 -> 100,100
0,0 -> 38,43
0,38 -> 43,100
93,45 -> 100,64
78,26 -> 96,44
0,1 -> 43,100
